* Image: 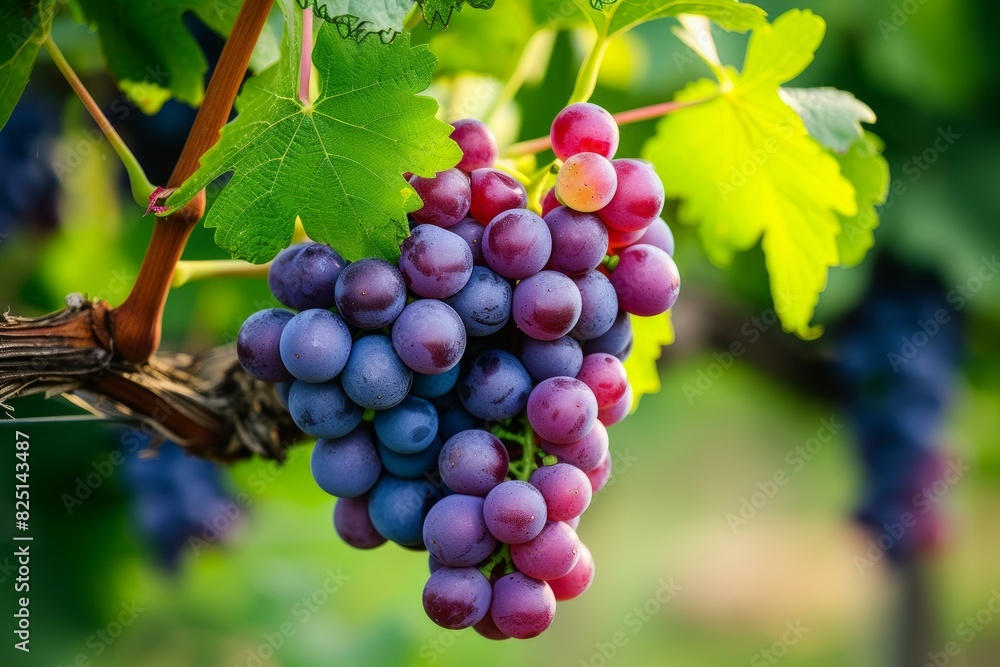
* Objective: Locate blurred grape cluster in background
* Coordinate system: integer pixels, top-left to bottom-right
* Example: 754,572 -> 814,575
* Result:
1,0 -> 999,665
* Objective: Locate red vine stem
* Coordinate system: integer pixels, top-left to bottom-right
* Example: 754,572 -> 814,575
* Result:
110,0 -> 275,363
503,97 -> 716,158
298,8 -> 313,105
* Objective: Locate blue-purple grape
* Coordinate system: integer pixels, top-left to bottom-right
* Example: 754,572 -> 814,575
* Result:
448,217 -> 486,265
482,209 -> 552,280
513,271 -> 582,341
445,266 -> 513,337
392,300 -> 467,375
544,206 -> 608,275
268,243 -> 346,310
237,308 -> 294,382
520,336 -> 584,383
458,350 -> 533,422
374,396 -> 439,454
423,494 -> 497,567
367,475 -> 438,546
279,309 -> 352,383
310,425 -> 381,498
411,365 -> 461,399
288,378 -> 363,439
341,334 -> 413,410
378,435 -> 443,479
438,430 -> 509,496
400,224 -> 474,298
334,494 -> 387,549
335,258 -> 407,329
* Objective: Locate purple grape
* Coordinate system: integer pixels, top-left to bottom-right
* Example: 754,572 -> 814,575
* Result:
565,515 -> 581,531
423,566 -> 493,630
374,395 -> 439,454
458,350 -> 533,422
586,451 -> 613,493
577,353 -> 628,409
597,384 -> 632,426
445,266 -> 513,337
529,463 -> 592,521
429,555 -> 445,574
474,611 -> 510,640
279,309 -> 352,383
333,495 -> 386,549
483,480 -> 547,544
448,217 -> 486,265
638,217 -> 675,256
276,381 -> 292,407
400,224 -> 474,298
482,209 -> 552,280
526,377 -> 598,444
510,521 -> 580,581
341,334 -> 413,410
310,425 -> 381,498
548,542 -> 594,601
469,168 -> 528,225
439,405 -> 485,441
268,243 -> 346,311
540,420 -> 609,472
583,309 -> 632,358
570,270 -> 618,341
489,572 -> 556,639
411,365 -> 460,399
610,244 -> 681,316
438,429 -> 510,496
598,159 -> 665,232
288,379 -> 363,439
451,119 -> 498,172
368,475 -> 438,546
520,336 -> 584,383
423,494 -> 498,566
513,271 -> 582,341
410,169 -> 471,228
334,258 -> 406,329
392,300 -> 467,375
237,308 -> 294,382
378,435 -> 443,479
550,102 -> 619,161
543,206 -> 608,276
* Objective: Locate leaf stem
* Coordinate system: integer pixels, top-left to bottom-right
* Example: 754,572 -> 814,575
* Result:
298,8 -> 313,106
567,34 -> 609,106
172,259 -> 270,288
43,37 -> 155,207
504,96 -> 718,158
525,160 -> 559,214
403,3 -> 422,31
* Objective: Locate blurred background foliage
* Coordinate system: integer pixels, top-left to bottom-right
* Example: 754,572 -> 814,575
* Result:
1,0 -> 998,665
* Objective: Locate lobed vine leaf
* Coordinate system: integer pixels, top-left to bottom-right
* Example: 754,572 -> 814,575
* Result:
779,87 -> 877,154
623,312 -> 675,409
835,132 -> 889,268
296,0 -> 412,43
73,0 -> 279,113
166,0 -> 461,265
299,0 -> 495,42
643,10 -> 860,339
571,0 -> 766,37
0,0 -> 54,131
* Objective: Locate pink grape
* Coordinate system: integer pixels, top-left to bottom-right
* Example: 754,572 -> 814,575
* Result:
469,168 -> 528,224
597,159 -> 665,232
489,572 -> 556,639
527,376 -> 598,444
541,188 -> 560,216
451,119 -> 498,172
586,450 -> 613,493
548,542 -> 595,601
607,225 -> 645,249
598,384 -> 633,426
410,169 -> 471,228
483,480 -> 547,544
550,102 -> 619,160
529,463 -> 593,521
577,353 -> 628,409
638,217 -> 675,256
510,521 -> 581,581
555,152 -> 617,213
543,206 -> 609,275
540,420 -> 609,472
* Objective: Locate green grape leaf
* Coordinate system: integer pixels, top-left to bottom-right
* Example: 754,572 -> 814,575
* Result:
835,132 -> 889,268
166,0 -> 461,264
296,0 -> 412,43
623,312 -> 675,409
643,10 -> 859,339
0,0 -> 55,130
572,0 -> 766,37
74,0 -> 278,113
779,87 -> 876,154
420,0 -> 496,29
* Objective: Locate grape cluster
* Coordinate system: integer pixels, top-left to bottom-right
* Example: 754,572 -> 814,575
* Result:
834,257 -> 961,561
237,104 -> 679,638
122,433 -> 239,568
